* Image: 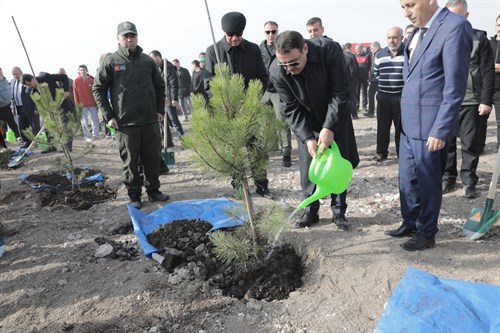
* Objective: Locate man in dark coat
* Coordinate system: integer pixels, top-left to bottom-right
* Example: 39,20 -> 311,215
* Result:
21,71 -> 75,153
270,31 -> 359,230
204,11 -> 272,198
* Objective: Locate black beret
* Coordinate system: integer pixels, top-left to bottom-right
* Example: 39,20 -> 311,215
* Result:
221,12 -> 246,34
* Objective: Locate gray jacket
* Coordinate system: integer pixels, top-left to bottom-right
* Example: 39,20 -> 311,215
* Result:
0,79 -> 11,108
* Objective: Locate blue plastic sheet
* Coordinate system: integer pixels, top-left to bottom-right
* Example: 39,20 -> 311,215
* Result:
375,267 -> 500,333
128,198 -> 245,257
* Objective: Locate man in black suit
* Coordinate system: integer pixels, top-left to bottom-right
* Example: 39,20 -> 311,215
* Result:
21,72 -> 75,153
271,31 -> 359,230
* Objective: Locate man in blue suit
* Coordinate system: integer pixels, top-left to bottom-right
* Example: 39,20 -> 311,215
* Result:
385,0 -> 472,250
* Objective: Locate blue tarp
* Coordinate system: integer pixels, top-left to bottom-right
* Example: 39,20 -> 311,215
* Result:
375,267 -> 500,333
128,198 -> 245,257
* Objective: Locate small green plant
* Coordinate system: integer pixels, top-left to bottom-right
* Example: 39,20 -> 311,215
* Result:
183,65 -> 288,264
25,83 -> 83,191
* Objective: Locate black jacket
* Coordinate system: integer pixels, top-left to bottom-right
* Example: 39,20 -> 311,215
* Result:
205,37 -> 268,90
270,38 -> 359,167
489,36 -> 500,90
259,40 -> 277,92
462,29 -> 494,106
176,66 -> 191,98
93,45 -> 166,127
36,72 -> 74,113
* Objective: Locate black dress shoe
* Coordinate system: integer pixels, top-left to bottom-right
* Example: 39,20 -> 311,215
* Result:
147,191 -> 170,202
40,146 -> 57,154
384,224 -> 417,237
333,215 -> 349,230
295,212 -> 319,228
256,186 -> 273,199
401,233 -> 435,251
442,179 -> 456,193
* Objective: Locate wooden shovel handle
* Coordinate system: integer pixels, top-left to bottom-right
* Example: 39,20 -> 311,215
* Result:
487,148 -> 500,200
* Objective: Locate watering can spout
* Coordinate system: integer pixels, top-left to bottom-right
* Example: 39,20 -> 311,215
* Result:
297,187 -> 331,210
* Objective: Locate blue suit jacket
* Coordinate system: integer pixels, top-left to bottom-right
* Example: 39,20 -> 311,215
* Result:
401,7 -> 473,141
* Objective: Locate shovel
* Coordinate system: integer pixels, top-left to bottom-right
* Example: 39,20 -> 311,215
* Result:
463,148 -> 500,240
8,126 -> 45,168
297,141 -> 353,210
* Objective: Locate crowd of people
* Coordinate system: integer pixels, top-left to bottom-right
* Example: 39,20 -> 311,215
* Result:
1,0 -> 500,252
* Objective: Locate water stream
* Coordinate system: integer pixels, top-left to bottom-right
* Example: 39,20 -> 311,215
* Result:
265,208 -> 301,260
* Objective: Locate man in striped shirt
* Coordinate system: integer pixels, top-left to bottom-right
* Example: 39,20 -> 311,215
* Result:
372,27 -> 405,162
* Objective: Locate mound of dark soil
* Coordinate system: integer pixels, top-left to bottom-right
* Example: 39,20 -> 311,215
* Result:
147,219 -> 303,301
38,185 -> 116,210
25,168 -> 116,210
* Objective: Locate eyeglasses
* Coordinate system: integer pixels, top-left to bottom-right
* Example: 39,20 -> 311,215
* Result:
265,30 -> 277,35
278,54 -> 302,68
226,32 -> 242,37
278,61 -> 300,68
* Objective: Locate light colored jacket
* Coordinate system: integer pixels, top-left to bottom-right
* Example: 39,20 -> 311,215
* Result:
0,79 -> 11,108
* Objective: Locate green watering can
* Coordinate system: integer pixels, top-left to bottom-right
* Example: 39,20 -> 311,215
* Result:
297,141 -> 353,210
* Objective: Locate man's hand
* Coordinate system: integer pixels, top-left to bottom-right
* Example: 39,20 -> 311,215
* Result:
306,139 -> 318,159
478,104 -> 492,116
63,91 -> 69,99
108,118 -> 119,130
317,128 -> 334,155
426,137 -> 446,152
495,63 -> 500,73
157,113 -> 164,123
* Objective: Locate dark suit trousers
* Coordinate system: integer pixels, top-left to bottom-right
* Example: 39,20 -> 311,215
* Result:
376,93 -> 401,158
116,123 -> 162,196
16,106 -> 40,143
297,137 -> 347,218
443,105 -> 481,185
399,133 -> 447,237
367,81 -> 378,115
0,105 -> 20,138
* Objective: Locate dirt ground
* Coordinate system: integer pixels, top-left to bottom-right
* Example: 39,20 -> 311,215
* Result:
1,114 -> 499,333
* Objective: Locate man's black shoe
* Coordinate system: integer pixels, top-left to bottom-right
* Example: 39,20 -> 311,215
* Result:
256,186 -> 273,199
363,112 -> 374,118
128,193 -> 143,210
385,224 -> 417,237
160,166 -> 170,175
148,191 -> 170,202
282,155 -> 292,168
129,200 -> 143,209
40,146 -> 57,154
401,233 -> 435,251
442,179 -> 456,194
333,215 -> 349,230
295,212 -> 319,228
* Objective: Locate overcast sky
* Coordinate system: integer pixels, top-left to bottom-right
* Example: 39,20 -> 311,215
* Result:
1,0 -> 498,80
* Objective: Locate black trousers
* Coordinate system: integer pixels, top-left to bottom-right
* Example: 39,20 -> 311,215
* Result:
443,105 -> 481,186
116,122 -> 162,196
376,93 -> 401,158
357,78 -> 369,110
367,80 -> 378,115
0,104 -> 20,139
348,78 -> 358,118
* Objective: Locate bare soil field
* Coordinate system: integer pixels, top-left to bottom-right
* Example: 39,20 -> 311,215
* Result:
1,114 -> 499,333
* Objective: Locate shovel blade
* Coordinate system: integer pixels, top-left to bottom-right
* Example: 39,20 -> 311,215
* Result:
8,155 -> 26,168
464,199 -> 500,240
